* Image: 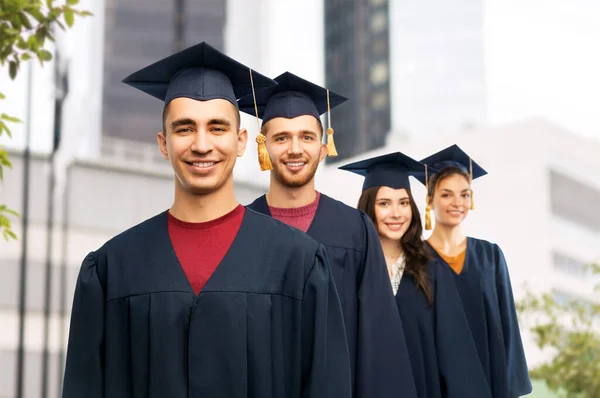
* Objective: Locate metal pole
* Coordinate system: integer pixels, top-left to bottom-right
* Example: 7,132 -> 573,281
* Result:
16,55 -> 34,398
56,162 -> 71,398
41,48 -> 67,398
174,0 -> 185,51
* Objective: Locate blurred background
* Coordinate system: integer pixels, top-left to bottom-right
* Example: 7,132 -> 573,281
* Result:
1,0 -> 599,397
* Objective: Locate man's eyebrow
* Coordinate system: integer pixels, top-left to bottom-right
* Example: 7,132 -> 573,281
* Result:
207,118 -> 231,126
170,118 -> 197,130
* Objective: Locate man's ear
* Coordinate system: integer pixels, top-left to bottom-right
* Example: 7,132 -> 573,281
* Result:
237,128 -> 248,157
157,131 -> 169,160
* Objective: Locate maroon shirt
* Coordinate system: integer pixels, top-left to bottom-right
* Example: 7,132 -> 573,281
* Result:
268,191 -> 320,233
167,205 -> 245,294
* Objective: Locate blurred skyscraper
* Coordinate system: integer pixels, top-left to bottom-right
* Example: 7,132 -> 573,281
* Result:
101,0 -> 227,143
324,0 -> 392,161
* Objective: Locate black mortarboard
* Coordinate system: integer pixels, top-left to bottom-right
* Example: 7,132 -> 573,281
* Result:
339,152 -> 426,191
237,72 -> 347,158
121,42 -> 276,108
419,144 -> 487,217
418,144 -> 487,184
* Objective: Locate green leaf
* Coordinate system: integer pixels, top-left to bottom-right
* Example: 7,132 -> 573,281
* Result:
0,121 -> 9,138
18,12 -> 32,30
9,61 -> 17,79
3,229 -> 17,241
5,209 -> 20,218
21,52 -> 31,61
9,16 -> 22,31
75,10 -> 94,17
1,113 -> 22,123
35,26 -> 46,46
63,7 -> 74,28
38,49 -> 52,62
0,92 -> 5,99
27,8 -> 45,23
66,0 -> 80,5
16,36 -> 28,50
46,0 -> 54,8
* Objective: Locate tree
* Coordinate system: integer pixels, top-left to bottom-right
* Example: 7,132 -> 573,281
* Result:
0,0 -> 91,241
517,263 -> 600,398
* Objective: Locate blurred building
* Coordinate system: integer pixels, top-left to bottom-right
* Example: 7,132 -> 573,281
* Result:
102,0 -> 227,144
324,0 -> 392,161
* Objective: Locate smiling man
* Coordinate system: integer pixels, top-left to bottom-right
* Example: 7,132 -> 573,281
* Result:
61,44 -> 351,398
240,72 -> 418,398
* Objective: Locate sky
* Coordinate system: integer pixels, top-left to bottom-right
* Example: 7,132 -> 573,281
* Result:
484,0 -> 600,139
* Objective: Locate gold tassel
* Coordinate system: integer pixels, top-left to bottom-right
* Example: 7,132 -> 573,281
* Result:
325,89 -> 338,157
256,133 -> 272,171
425,205 -> 432,230
249,68 -> 272,171
424,164 -> 432,230
469,158 -> 475,210
326,127 -> 338,157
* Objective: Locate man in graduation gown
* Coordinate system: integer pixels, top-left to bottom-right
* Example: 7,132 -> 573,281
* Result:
239,72 -> 418,398
61,43 -> 352,398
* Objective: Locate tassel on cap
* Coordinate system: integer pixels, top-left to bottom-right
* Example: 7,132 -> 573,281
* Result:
469,158 -> 475,210
425,164 -> 432,230
326,89 -> 338,157
250,68 -> 272,171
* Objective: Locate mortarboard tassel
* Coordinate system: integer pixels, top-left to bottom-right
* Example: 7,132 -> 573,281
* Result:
250,69 -> 272,171
424,164 -> 432,230
326,89 -> 338,157
469,158 -> 475,210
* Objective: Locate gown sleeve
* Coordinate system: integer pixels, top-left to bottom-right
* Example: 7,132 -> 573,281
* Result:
494,245 -> 532,397
302,244 -> 352,398
355,213 -> 418,398
62,252 -> 105,398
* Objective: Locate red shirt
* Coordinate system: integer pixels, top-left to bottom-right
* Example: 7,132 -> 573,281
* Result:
268,192 -> 320,233
167,205 -> 245,294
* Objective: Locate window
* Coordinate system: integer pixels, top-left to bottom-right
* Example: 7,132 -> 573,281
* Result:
370,12 -> 387,33
370,62 -> 389,85
550,170 -> 600,232
371,91 -> 389,110
552,251 -> 588,278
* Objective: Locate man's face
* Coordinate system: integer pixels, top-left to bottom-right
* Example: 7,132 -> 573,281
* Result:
157,97 -> 247,196
263,115 -> 327,188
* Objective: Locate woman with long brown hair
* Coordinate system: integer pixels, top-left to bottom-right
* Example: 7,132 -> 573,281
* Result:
340,152 -> 491,398
420,144 -> 532,398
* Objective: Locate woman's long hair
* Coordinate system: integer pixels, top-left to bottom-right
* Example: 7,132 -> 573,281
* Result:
358,186 -> 433,304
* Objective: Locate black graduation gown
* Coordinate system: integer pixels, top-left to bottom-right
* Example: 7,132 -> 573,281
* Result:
396,259 -> 493,398
426,237 -> 532,398
61,209 -> 352,398
248,194 -> 418,398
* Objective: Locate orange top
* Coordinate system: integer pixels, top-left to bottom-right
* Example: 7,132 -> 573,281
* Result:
434,248 -> 467,275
